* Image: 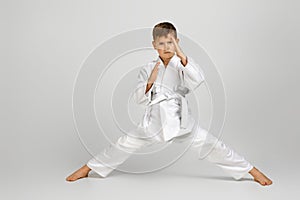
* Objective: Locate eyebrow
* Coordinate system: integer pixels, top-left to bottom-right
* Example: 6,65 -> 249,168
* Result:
158,40 -> 172,43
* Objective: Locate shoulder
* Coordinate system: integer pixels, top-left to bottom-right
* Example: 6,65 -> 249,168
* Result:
139,59 -> 158,73
146,59 -> 158,68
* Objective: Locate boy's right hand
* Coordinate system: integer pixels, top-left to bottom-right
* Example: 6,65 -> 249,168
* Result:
145,61 -> 160,94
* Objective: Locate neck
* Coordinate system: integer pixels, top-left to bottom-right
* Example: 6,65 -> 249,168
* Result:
159,55 -> 174,67
162,59 -> 171,67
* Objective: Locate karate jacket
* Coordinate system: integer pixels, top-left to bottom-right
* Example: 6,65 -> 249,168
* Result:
133,54 -> 205,141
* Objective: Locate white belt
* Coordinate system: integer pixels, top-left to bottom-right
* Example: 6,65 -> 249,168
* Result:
143,86 -> 190,129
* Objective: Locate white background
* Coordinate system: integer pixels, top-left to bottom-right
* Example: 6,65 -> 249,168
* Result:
1,0 -> 299,199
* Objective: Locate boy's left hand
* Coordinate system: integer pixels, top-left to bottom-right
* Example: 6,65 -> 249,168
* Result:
171,36 -> 187,66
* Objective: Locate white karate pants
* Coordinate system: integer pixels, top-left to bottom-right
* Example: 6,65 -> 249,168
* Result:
87,126 -> 253,180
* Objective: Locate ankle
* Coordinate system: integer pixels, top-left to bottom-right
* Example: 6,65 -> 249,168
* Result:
83,165 -> 92,172
249,167 -> 259,175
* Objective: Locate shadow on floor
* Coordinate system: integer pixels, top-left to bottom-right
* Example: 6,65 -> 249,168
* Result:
184,174 -> 253,182
88,170 -> 254,182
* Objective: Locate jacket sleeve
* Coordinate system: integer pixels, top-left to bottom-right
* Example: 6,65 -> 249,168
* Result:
179,56 -> 205,91
133,66 -> 153,105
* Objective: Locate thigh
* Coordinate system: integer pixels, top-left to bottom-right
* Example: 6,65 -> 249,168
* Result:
172,126 -> 209,144
115,134 -> 161,153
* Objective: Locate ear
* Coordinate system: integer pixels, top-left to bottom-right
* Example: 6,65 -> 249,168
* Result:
152,41 -> 157,49
176,38 -> 179,43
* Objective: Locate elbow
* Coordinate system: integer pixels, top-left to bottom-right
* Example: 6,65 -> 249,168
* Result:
133,87 -> 149,105
186,76 -> 205,91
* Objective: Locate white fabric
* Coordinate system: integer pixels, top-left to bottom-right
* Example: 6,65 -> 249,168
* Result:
87,126 -> 254,180
133,54 -> 204,141
87,54 -> 253,180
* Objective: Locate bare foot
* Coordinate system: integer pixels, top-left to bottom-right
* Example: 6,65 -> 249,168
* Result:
66,165 -> 91,182
249,167 -> 273,186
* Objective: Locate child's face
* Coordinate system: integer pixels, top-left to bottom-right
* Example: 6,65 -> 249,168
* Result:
152,33 -> 179,60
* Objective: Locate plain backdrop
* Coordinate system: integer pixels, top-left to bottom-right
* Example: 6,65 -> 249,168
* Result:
1,0 -> 299,199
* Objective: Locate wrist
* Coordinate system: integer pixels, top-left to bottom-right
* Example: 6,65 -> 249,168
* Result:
178,54 -> 187,66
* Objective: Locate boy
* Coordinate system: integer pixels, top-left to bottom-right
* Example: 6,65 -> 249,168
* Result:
66,22 -> 272,186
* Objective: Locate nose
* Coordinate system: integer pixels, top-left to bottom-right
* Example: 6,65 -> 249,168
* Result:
165,43 -> 170,50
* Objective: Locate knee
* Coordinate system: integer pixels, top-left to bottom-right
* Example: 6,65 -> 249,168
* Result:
193,127 -> 208,142
116,135 -> 147,150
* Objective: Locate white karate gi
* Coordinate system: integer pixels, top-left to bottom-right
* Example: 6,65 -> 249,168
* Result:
87,55 -> 253,180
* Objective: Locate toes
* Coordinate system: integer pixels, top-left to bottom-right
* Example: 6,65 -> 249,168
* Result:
254,178 -> 267,186
66,174 -> 77,181
66,173 -> 89,182
267,180 -> 273,185
66,177 -> 74,181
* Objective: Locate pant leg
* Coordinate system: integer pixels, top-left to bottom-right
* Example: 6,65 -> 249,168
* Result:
190,126 -> 254,180
87,134 -> 155,178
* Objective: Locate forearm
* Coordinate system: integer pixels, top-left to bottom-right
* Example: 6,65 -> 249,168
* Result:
180,56 -> 205,90
177,53 -> 187,66
145,82 -> 154,94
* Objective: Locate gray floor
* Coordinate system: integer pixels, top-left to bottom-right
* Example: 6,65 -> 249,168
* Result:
3,147 -> 298,200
